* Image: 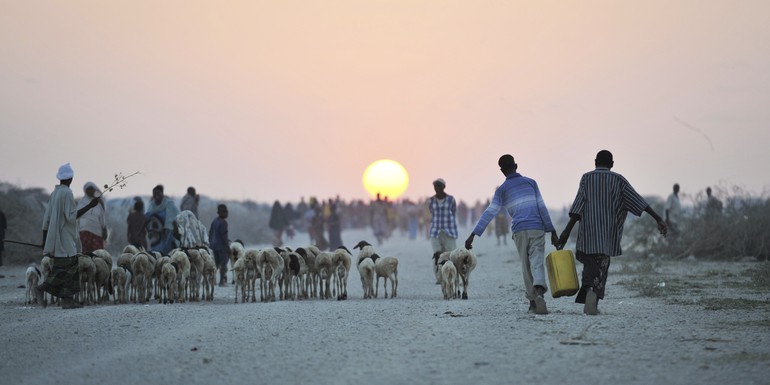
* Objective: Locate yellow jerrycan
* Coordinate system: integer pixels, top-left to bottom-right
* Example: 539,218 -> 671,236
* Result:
545,249 -> 579,298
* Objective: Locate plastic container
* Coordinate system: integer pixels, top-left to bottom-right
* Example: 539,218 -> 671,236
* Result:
545,249 -> 579,298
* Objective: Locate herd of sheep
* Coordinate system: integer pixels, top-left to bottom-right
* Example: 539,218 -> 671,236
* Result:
24,239 -> 478,307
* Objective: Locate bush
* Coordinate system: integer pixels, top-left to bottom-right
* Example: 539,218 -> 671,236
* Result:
622,185 -> 770,261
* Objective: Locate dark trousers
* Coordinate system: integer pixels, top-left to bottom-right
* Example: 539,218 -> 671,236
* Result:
575,252 -> 610,304
39,256 -> 81,299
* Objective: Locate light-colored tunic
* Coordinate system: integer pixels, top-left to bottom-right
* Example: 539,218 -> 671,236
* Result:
77,196 -> 106,236
42,185 -> 81,257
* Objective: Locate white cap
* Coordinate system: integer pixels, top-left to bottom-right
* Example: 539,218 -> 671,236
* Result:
433,178 -> 446,186
56,163 -> 74,180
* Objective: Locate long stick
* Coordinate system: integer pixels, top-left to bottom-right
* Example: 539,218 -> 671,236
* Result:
2,239 -> 42,249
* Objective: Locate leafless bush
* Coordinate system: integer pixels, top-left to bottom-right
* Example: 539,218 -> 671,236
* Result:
623,185 -> 770,261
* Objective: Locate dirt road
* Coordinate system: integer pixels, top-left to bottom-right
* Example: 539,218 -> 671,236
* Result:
0,229 -> 767,385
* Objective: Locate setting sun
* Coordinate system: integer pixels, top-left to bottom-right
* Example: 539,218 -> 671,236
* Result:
362,159 -> 409,200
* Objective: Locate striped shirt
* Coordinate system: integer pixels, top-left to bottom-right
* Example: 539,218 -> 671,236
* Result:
428,195 -> 458,238
472,173 -> 555,236
569,167 -> 649,256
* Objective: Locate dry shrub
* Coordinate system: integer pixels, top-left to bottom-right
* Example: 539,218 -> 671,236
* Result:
623,186 -> 770,261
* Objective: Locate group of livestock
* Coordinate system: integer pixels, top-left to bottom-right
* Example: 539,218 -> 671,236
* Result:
229,240 -> 400,303
24,245 -> 218,306
24,238 -> 479,307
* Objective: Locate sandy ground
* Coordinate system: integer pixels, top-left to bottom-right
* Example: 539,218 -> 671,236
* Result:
0,228 -> 768,385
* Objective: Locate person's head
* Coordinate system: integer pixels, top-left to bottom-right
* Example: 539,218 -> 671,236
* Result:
595,150 -> 614,169
83,181 -> 100,198
217,204 -> 228,219
706,187 -> 713,197
152,185 -> 164,203
133,197 -> 144,212
56,163 -> 74,186
673,183 -> 680,195
433,178 -> 446,194
187,186 -> 196,196
498,154 -> 518,176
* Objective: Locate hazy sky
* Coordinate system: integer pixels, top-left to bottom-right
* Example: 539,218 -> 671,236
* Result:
2,1 -> 768,208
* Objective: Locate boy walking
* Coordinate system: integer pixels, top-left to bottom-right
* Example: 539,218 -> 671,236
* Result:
465,155 -> 557,314
558,150 -> 667,315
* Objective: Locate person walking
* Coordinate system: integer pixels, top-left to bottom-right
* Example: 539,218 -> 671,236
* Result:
494,211 -> 509,246
370,193 -> 389,245
77,182 -> 108,253
557,150 -> 667,315
327,202 -> 343,250
145,184 -> 179,255
35,163 -> 101,309
209,204 -> 230,286
465,155 -> 558,315
127,197 -> 148,250
705,187 -> 723,220
428,178 -> 458,253
180,186 -> 200,218
269,200 -> 289,247
664,183 -> 682,241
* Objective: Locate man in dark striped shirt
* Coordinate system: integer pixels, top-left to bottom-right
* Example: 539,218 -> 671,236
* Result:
558,150 -> 667,315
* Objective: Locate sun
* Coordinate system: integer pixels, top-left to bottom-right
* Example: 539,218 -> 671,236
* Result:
362,159 -> 409,200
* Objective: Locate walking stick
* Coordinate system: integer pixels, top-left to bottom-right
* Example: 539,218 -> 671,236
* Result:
2,239 -> 43,249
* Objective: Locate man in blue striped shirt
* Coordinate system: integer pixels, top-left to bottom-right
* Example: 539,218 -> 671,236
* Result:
558,150 -> 667,315
465,155 -> 557,315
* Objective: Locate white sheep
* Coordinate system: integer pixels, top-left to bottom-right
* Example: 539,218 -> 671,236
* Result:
353,240 -> 376,262
159,262 -> 177,304
90,249 -> 113,268
111,266 -> 131,304
91,256 -> 111,303
130,252 -> 154,304
25,264 -> 42,305
77,255 -> 96,305
256,248 -> 284,302
370,254 -> 399,299
242,249 -> 260,302
169,250 -> 191,303
357,255 -> 375,299
281,249 -> 307,301
229,241 -> 245,283
121,244 -> 141,255
200,249 -> 217,301
314,251 -> 335,300
331,246 -> 352,300
176,249 -> 201,302
439,260 -> 457,300
296,247 -> 318,298
231,258 -> 247,303
449,247 -> 477,300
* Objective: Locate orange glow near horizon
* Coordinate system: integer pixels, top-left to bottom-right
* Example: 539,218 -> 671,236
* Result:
362,159 -> 409,201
